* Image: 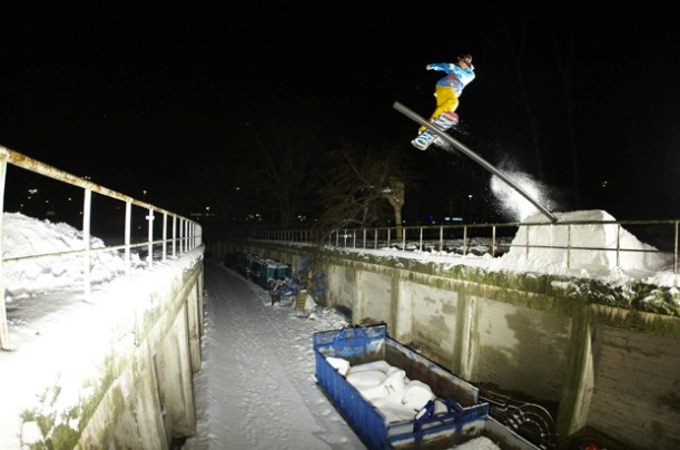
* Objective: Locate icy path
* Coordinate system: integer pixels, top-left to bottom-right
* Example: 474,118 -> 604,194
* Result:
181,259 -> 366,450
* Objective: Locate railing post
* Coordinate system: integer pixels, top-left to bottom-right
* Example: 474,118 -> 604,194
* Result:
616,224 -> 621,269
0,154 -> 9,350
402,226 -> 406,251
146,208 -> 154,267
125,201 -> 132,275
187,220 -> 191,251
524,225 -> 529,259
83,188 -> 92,297
190,221 -> 194,250
463,226 -> 468,256
172,215 -> 177,258
182,219 -> 187,253
675,222 -> 679,274
419,227 -> 423,252
177,218 -> 182,253
387,228 -> 391,249
491,225 -> 496,257
439,226 -> 443,253
162,212 -> 168,262
567,224 -> 571,269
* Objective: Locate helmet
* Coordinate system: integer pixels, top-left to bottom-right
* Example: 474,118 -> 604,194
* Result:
458,54 -> 473,66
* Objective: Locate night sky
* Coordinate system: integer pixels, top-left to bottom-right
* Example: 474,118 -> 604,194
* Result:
2,4 -> 679,223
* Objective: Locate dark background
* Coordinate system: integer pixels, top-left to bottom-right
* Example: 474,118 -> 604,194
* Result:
2,3 -> 679,227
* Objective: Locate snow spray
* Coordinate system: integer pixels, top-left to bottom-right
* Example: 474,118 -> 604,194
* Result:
491,171 -> 550,222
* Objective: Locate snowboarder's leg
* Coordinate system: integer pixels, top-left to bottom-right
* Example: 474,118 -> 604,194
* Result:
413,87 -> 461,151
432,110 -> 459,130
419,86 -> 459,133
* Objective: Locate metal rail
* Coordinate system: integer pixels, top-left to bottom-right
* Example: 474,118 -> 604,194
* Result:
0,145 -> 203,351
393,101 -> 559,224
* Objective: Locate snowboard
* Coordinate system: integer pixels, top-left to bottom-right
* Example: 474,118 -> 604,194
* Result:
410,111 -> 459,151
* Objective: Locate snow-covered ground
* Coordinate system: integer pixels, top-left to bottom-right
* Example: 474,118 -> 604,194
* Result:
1,208 -> 679,449
180,261 -> 366,449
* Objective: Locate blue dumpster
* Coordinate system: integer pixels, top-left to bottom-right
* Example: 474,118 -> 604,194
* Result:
313,325 -> 540,450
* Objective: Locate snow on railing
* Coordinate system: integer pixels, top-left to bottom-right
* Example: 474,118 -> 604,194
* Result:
0,145 -> 203,350
250,219 -> 680,275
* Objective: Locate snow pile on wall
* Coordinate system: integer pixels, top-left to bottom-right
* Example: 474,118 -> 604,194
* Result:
493,210 -> 670,277
1,212 -> 130,298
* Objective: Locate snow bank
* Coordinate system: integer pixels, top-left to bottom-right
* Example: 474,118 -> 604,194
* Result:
493,210 -> 671,277
1,212 -> 130,298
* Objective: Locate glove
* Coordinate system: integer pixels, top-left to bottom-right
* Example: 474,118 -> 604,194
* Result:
426,64 -> 433,70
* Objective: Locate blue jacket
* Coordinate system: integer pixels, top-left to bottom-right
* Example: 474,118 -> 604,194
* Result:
427,63 -> 475,97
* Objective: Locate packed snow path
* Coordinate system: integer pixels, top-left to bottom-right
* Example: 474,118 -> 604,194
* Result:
181,259 -> 366,450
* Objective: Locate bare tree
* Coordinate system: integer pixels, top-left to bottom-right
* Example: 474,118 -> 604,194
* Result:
315,140 -> 409,241
188,99 -> 330,235
383,176 -> 405,237
239,118 -> 328,228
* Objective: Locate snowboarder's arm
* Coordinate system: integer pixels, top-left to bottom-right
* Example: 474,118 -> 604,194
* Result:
426,63 -> 455,73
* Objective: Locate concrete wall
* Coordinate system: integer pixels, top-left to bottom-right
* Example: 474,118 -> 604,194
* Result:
214,241 -> 680,449
76,251 -> 204,449
586,324 -> 680,449
9,248 -> 205,450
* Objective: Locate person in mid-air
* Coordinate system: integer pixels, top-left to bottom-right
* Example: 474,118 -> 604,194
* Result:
412,53 -> 475,150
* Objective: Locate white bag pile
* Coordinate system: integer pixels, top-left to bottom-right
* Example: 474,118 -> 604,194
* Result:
326,358 -> 437,423
325,357 -> 502,449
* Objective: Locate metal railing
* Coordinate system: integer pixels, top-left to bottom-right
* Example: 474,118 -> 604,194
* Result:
0,145 -> 203,350
251,219 -> 680,273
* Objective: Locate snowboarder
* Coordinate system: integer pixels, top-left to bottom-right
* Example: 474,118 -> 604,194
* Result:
412,53 -> 475,151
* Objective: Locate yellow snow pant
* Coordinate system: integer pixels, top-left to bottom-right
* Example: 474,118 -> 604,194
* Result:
419,85 -> 460,132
